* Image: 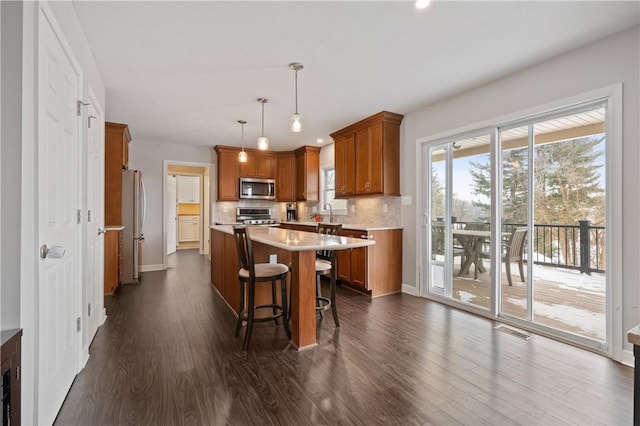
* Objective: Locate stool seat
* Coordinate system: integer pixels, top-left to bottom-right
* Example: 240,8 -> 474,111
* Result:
240,263 -> 289,279
315,259 -> 331,273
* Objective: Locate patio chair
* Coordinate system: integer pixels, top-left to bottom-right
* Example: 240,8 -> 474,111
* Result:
503,227 -> 527,286
432,222 -> 465,266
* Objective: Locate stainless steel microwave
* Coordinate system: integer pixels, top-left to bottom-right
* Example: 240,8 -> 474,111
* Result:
239,177 -> 276,200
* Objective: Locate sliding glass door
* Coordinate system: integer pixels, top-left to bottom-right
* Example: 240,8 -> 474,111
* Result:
425,133 -> 493,311
423,99 -> 609,351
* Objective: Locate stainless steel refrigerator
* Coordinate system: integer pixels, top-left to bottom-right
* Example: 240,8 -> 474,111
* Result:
122,169 -> 146,284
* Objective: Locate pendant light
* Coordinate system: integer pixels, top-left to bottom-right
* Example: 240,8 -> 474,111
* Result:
257,98 -> 269,150
238,120 -> 248,163
289,62 -> 303,132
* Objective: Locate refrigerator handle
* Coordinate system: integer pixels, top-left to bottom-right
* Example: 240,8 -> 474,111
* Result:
140,175 -> 147,231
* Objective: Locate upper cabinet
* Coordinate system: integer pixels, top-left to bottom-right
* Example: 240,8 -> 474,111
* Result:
240,152 -> 276,178
214,145 -> 318,202
294,146 -> 320,202
276,152 -> 296,202
214,146 -> 240,201
177,175 -> 200,203
330,111 -> 403,197
105,122 -> 132,226
333,133 -> 355,198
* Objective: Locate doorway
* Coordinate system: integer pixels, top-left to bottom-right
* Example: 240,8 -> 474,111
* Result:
163,162 -> 213,266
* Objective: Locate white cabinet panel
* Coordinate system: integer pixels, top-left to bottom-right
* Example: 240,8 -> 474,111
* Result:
177,176 -> 200,203
178,215 -> 200,242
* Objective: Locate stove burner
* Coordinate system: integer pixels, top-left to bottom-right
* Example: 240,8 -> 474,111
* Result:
236,207 -> 279,226
243,219 -> 279,225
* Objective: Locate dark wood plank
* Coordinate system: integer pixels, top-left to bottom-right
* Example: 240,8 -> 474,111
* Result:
54,249 -> 633,425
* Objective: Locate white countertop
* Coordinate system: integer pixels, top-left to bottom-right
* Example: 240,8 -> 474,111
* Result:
280,221 -> 402,231
211,225 -> 375,251
628,325 -> 640,345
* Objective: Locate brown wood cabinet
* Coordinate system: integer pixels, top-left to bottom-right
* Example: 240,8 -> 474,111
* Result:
104,122 -> 131,295
330,111 -> 403,197
337,229 -> 367,289
240,152 -> 276,178
294,146 -> 320,202
214,146 -> 240,201
279,223 -> 402,297
334,134 -> 355,198
276,152 -> 296,202
1,329 -> 22,426
105,122 -> 131,226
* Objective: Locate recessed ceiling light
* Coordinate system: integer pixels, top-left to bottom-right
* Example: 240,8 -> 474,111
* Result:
414,0 -> 430,9
316,138 -> 324,144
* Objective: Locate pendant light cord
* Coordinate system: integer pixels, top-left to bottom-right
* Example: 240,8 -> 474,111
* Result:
295,69 -> 298,114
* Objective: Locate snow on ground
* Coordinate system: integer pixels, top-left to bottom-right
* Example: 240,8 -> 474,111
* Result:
531,265 -> 605,294
507,297 -> 605,340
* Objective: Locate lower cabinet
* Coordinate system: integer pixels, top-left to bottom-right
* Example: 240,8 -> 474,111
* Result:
280,223 -> 402,297
178,215 -> 200,242
104,229 -> 122,295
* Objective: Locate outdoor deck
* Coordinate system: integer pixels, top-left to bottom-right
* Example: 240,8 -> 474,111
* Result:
451,261 -> 606,342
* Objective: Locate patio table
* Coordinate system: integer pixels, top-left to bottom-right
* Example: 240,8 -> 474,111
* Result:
453,230 -> 509,279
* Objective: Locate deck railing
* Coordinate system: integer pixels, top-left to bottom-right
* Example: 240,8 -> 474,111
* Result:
451,220 -> 605,274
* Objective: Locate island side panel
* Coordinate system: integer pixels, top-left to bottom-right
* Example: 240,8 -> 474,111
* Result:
290,250 -> 317,349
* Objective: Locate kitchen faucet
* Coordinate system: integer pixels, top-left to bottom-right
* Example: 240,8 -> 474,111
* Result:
324,203 -> 334,223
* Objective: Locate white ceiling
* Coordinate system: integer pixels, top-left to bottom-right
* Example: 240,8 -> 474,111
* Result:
72,1 -> 639,151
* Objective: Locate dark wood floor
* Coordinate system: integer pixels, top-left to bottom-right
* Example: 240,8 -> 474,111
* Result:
55,249 -> 633,425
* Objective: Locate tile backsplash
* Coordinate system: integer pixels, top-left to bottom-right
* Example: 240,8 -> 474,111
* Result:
213,196 -> 401,227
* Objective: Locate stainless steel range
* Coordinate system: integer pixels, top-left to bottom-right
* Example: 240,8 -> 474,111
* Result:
236,207 -> 279,226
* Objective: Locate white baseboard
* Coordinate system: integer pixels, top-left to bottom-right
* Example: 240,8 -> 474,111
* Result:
140,264 -> 166,272
401,283 -> 419,296
622,349 -> 635,367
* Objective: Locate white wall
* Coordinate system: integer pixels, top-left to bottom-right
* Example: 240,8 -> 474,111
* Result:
1,0 -> 23,330
399,26 -> 639,352
18,2 -> 106,424
128,140 -> 214,268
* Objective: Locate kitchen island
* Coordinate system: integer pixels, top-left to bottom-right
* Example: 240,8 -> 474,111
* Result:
210,225 -> 375,349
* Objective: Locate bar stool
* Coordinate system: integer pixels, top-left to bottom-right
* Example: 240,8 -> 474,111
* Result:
232,226 -> 291,350
315,223 -> 342,327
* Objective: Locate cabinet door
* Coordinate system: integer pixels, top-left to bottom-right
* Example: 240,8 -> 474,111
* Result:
335,134 -> 355,197
351,246 -> 367,289
217,151 -> 239,200
295,149 -> 319,201
256,155 -> 275,178
179,217 -> 197,241
367,123 -> 384,193
295,153 -> 306,200
355,125 -> 383,195
337,249 -> 351,283
189,176 -> 200,203
240,153 -> 275,178
276,154 -> 296,201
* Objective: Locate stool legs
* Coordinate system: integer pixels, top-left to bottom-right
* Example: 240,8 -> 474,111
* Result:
271,280 -> 279,326
236,276 -> 291,351
235,281 -> 246,337
316,276 -> 324,319
280,276 -> 291,339
330,270 -> 340,327
243,280 -> 256,351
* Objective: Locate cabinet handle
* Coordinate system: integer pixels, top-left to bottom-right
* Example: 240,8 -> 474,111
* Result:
361,235 -> 374,240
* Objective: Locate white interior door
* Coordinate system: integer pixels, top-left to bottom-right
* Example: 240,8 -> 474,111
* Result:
167,175 -> 177,254
37,6 -> 82,424
83,94 -> 104,357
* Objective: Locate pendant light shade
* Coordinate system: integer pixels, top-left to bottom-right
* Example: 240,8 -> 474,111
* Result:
289,62 -> 303,133
238,120 -> 248,163
257,98 -> 269,150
